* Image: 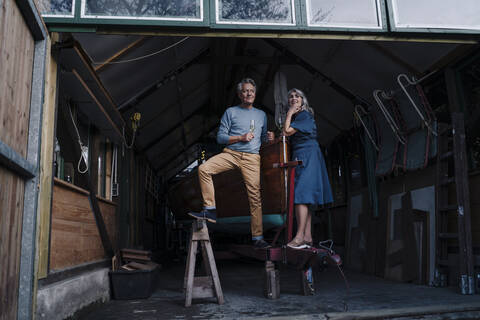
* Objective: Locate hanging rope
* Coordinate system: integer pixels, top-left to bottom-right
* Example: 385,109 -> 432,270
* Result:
67,103 -> 89,174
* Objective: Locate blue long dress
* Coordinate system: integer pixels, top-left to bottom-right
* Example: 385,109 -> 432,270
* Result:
290,110 -> 333,205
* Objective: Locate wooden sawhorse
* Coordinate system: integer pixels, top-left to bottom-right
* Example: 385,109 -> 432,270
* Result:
184,220 -> 224,307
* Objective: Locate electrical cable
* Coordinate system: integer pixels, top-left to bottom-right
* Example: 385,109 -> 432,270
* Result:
92,37 -> 190,65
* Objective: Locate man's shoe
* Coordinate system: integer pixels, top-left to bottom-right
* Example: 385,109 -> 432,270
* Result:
187,208 -> 217,223
253,239 -> 272,249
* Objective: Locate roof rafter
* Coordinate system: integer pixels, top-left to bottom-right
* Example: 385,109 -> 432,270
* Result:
95,36 -> 150,73
140,100 -> 210,153
118,48 -> 210,114
263,39 -> 370,107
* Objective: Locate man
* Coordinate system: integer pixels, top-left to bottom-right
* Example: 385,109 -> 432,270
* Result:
189,78 -> 274,249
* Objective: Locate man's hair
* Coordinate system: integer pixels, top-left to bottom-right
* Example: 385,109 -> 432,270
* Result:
236,78 -> 256,93
287,88 -> 314,115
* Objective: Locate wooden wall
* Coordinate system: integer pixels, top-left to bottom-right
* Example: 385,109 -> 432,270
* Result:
0,0 -> 35,318
50,178 -> 117,271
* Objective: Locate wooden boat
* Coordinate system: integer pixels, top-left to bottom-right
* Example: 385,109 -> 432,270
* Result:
167,139 -> 290,233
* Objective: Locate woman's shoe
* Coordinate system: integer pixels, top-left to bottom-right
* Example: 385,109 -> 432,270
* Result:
287,239 -> 307,249
304,241 -> 313,248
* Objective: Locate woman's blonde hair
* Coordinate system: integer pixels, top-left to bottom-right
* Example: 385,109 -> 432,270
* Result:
287,88 -> 314,115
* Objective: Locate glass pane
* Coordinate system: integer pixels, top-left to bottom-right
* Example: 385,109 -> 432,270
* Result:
306,0 -> 381,28
392,0 -> 480,30
39,0 -> 74,16
84,0 -> 201,19
217,0 -> 294,24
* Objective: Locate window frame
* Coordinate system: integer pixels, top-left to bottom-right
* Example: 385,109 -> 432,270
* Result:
387,0 -> 480,34
302,0 -> 387,32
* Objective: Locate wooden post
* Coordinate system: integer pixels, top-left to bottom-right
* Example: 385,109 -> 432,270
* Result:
264,261 -> 280,299
184,220 -> 224,307
36,34 -> 58,279
452,113 -> 474,294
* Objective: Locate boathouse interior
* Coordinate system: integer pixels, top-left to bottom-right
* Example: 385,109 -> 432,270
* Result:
6,0 -> 480,318
45,33 -> 480,315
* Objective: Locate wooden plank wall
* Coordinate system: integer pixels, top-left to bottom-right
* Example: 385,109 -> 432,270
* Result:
0,0 -> 35,318
50,179 -> 117,271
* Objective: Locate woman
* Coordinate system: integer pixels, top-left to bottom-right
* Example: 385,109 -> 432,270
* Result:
283,88 -> 333,249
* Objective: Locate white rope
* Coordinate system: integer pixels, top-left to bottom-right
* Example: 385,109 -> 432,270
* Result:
67,103 -> 89,174
92,37 -> 190,65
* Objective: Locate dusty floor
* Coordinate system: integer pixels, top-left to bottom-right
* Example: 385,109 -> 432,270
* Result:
78,259 -> 480,320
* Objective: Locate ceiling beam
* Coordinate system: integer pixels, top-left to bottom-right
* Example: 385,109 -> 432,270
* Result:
154,120 -> 218,172
198,55 -> 293,65
155,123 -> 218,172
366,41 -> 421,77
94,36 -> 150,73
263,39 -> 370,107
118,48 -> 210,114
140,100 -> 210,153
139,81 -> 208,130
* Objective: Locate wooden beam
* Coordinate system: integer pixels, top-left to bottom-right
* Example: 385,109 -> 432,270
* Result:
36,35 -> 58,279
118,48 -> 210,113
139,81 -> 208,130
72,44 -> 126,128
366,41 -> 422,77
72,69 -> 123,139
150,114 -> 217,167
263,39 -> 370,107
94,36 -> 150,73
198,55 -> 293,65
100,30 -> 479,44
444,68 -> 462,113
428,44 -> 476,73
155,121 -> 218,172
140,101 -> 209,153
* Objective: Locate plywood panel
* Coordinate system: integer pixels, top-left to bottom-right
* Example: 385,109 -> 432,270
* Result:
0,0 -> 34,158
50,179 -> 117,271
0,167 -> 26,320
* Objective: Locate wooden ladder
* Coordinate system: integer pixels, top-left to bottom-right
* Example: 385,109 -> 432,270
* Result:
435,112 -> 474,294
184,220 -> 224,306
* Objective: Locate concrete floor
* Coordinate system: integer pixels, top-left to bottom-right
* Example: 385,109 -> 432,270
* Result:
78,259 -> 480,320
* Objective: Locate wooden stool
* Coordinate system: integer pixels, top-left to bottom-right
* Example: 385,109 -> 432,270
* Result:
184,220 -> 224,307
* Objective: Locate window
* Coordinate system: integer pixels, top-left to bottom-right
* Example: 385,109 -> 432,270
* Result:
82,0 -> 203,21
306,0 -> 383,29
39,0 -> 75,17
216,0 -> 295,25
390,0 -> 480,31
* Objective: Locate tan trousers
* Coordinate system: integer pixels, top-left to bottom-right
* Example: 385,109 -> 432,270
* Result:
198,148 -> 263,238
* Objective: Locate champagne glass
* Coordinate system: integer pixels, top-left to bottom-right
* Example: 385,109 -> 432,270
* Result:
250,119 -> 255,133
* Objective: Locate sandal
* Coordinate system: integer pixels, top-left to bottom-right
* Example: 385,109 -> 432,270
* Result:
287,239 -> 307,249
304,241 -> 313,248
